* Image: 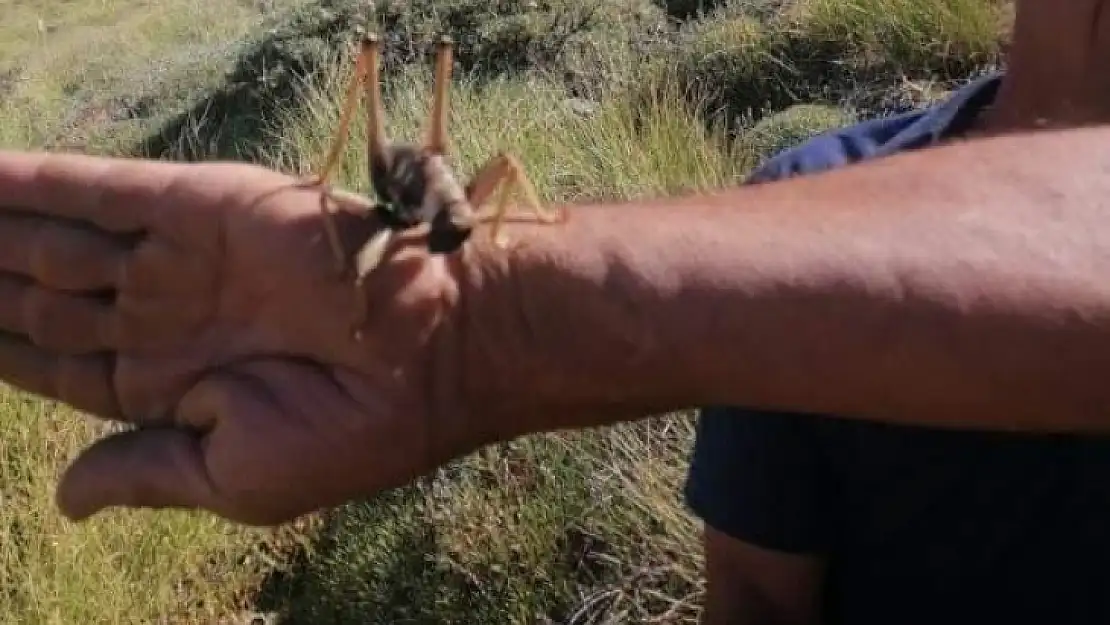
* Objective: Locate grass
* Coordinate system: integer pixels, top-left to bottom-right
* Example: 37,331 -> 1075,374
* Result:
0,0 -> 309,153
0,1 -> 307,623
0,0 -> 1011,622
264,60 -> 750,203
0,396 -> 281,624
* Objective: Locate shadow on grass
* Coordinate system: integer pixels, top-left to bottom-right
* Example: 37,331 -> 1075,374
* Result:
244,426 -> 702,624
134,5 -> 368,161
132,0 -> 669,162
132,0 -> 1009,164
249,469 -> 593,624
250,484 -> 466,624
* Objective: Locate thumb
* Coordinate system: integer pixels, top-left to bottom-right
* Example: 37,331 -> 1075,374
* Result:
56,427 -> 221,522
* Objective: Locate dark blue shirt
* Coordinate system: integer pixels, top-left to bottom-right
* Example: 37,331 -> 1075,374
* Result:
685,73 -> 1110,625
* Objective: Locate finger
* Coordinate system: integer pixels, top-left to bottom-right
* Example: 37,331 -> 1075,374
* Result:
0,212 -> 129,291
0,274 -> 119,353
174,365 -> 385,525
0,332 -> 120,419
55,427 -> 221,522
0,150 -> 184,232
59,370 -> 320,526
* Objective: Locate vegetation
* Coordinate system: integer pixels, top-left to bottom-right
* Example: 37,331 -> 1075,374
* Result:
0,0 -> 1010,622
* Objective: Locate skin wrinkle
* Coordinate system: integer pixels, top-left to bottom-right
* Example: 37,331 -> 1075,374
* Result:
119,360 -> 190,426
112,230 -> 144,296
438,248 -> 498,454
78,159 -> 152,233
27,222 -> 116,291
591,238 -> 658,389
56,352 -> 120,419
829,209 -> 1109,412
208,199 -> 228,339
1090,2 -> 1106,67
0,117 -> 1108,526
467,129 -> 1110,436
194,182 -> 237,347
601,223 -> 688,372
422,258 -> 464,465
33,157 -> 106,223
21,286 -> 63,351
501,239 -> 564,394
510,248 -> 544,365
25,218 -> 53,286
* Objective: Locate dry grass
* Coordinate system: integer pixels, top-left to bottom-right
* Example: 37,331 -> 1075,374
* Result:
0,1 -> 308,623
0,393 -> 287,624
248,21 -> 960,617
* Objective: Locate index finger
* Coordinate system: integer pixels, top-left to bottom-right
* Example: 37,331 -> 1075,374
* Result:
0,150 -> 187,232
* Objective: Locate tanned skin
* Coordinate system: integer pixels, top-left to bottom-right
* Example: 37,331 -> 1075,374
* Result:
0,2 -> 1103,543
461,128 -> 1110,441
0,112 -> 1103,524
670,1 -> 1110,622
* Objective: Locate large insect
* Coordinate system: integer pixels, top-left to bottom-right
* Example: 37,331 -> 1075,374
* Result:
305,32 -> 568,338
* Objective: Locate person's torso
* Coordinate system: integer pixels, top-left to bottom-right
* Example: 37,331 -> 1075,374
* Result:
749,73 -> 1110,625
816,419 -> 1110,625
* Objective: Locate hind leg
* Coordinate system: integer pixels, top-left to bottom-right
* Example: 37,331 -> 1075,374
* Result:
308,35 -> 394,275
304,38 -> 377,273
424,36 -> 454,155
464,152 -> 567,248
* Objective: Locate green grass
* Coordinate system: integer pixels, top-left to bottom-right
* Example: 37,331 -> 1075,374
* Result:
263,59 -> 749,202
248,4 -> 1003,617
0,394 -> 284,624
0,1 -> 306,623
0,0 -> 1012,622
0,0 -> 308,153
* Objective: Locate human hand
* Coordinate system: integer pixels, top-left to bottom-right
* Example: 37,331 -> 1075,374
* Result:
5,129 -> 1110,526
0,150 -> 484,525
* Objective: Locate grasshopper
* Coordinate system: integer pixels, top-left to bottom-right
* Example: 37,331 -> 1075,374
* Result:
306,33 -> 568,339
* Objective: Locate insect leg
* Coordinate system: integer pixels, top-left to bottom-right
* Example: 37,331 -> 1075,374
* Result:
463,152 -> 567,248
312,37 -> 370,187
306,37 -> 372,274
350,227 -> 396,341
363,33 -> 390,172
425,35 -> 454,155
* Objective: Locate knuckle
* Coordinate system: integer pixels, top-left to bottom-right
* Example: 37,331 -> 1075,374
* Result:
28,230 -> 67,285
25,222 -> 50,280
22,287 -> 56,348
21,287 -> 112,352
28,226 -> 119,289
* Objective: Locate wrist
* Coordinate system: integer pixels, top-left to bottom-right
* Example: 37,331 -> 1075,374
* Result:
447,126 -> 1110,440
449,196 -> 713,443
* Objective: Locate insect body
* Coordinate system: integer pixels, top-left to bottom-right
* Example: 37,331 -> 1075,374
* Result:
305,33 -> 567,338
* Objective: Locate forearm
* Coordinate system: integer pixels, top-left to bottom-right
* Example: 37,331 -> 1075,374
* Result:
460,126 -> 1110,437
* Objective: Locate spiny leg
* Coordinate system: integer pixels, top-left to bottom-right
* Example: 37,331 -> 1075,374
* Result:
350,227 -> 396,341
424,35 -> 454,155
464,152 -> 567,247
312,39 -> 371,187
313,34 -> 391,277
318,186 -> 380,274
342,33 -> 395,340
363,33 -> 390,175
318,194 -> 345,274
309,38 -> 372,273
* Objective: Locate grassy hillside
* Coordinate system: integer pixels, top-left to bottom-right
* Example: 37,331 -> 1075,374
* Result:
0,0 -> 1010,622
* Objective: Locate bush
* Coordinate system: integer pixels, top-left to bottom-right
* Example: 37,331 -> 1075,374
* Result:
660,0 -> 1007,130
740,102 -> 858,163
349,0 -> 672,96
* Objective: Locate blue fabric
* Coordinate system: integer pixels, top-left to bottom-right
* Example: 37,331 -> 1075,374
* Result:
684,72 -> 1110,625
746,73 -> 1001,184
